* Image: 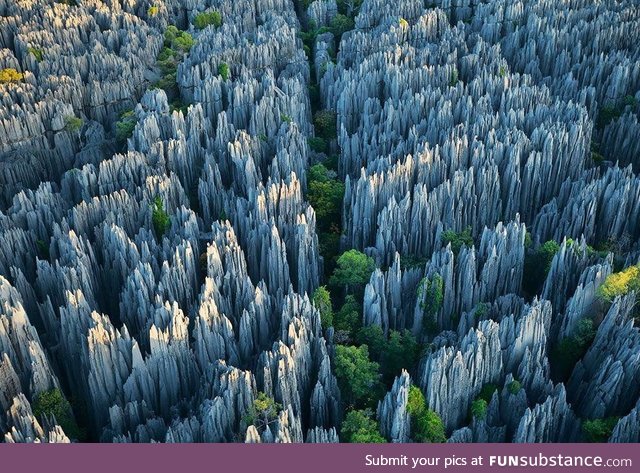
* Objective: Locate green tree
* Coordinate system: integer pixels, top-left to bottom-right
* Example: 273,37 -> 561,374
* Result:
551,318 -> 596,382
308,164 -> 344,232
148,5 -> 159,16
334,345 -> 381,408
330,250 -> 375,293
329,14 -> 354,39
355,325 -> 385,360
194,10 -> 222,29
313,110 -> 337,140
441,226 -> 473,255
334,294 -> 361,336
152,197 -> 171,238
381,330 -> 418,384
312,286 -> 334,330
340,409 -> 385,443
523,240 -> 560,296
417,274 -> 444,335
477,383 -> 499,403
243,392 -> 282,434
32,388 -> 82,440
406,386 -> 446,442
582,417 -> 619,442
218,62 -> 230,81
308,136 -> 327,153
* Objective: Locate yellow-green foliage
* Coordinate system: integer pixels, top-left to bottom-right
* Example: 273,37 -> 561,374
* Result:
148,5 -> 159,16
28,47 -> 44,62
597,265 -> 640,302
0,68 -> 24,84
194,10 -> 222,29
64,115 -> 83,132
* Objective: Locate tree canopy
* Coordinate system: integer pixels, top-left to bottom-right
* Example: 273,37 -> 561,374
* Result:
330,250 -> 375,291
340,409 -> 385,443
334,344 -> 381,408
406,386 -> 446,442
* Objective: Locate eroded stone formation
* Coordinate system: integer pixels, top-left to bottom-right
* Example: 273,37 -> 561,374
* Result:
1,0 -> 639,443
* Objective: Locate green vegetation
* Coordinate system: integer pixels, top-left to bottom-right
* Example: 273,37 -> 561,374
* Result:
354,326 -> 418,384
243,392 -> 282,433
148,5 -> 159,16
308,164 -> 345,232
406,386 -> 446,442
507,380 -> 522,395
28,47 -> 44,62
0,68 -> 24,84
596,95 -> 638,129
477,383 -> 499,403
280,113 -> 293,124
597,264 -> 640,303
330,250 -> 375,296
218,62 -> 230,81
522,240 -> 560,296
582,417 -> 619,443
334,344 -> 382,408
470,398 -> 488,420
312,286 -> 334,330
64,115 -> 83,132
313,110 -> 337,140
328,14 -> 354,41
154,26 -> 194,98
334,294 -> 361,336
449,68 -> 459,86
551,318 -> 596,382
399,253 -> 428,269
151,196 -> 171,238
340,409 -> 385,443
308,136 -> 328,154
417,274 -> 444,335
441,226 -> 473,255
115,110 -> 136,142
36,239 -> 50,260
32,389 -> 82,440
194,10 -> 222,29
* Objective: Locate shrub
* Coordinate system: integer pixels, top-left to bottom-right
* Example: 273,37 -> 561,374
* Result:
148,5 -> 159,16
582,417 -> 619,443
151,197 -> 171,238
0,68 -> 24,84
194,10 -> 222,29
329,13 -> 354,39
441,226 -> 473,255
334,344 -> 381,408
28,47 -> 44,62
312,286 -> 333,330
508,380 -> 522,395
471,399 -> 488,420
218,62 -> 230,81
280,113 -> 292,124
115,110 -> 136,142
449,68 -> 459,86
32,389 -> 82,440
243,392 -> 282,433
64,115 -> 83,132
597,265 -> 640,303
340,409 -> 385,443
406,386 -> 446,442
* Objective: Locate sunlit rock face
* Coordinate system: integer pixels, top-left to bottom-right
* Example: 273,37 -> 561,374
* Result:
1,0 -> 639,443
